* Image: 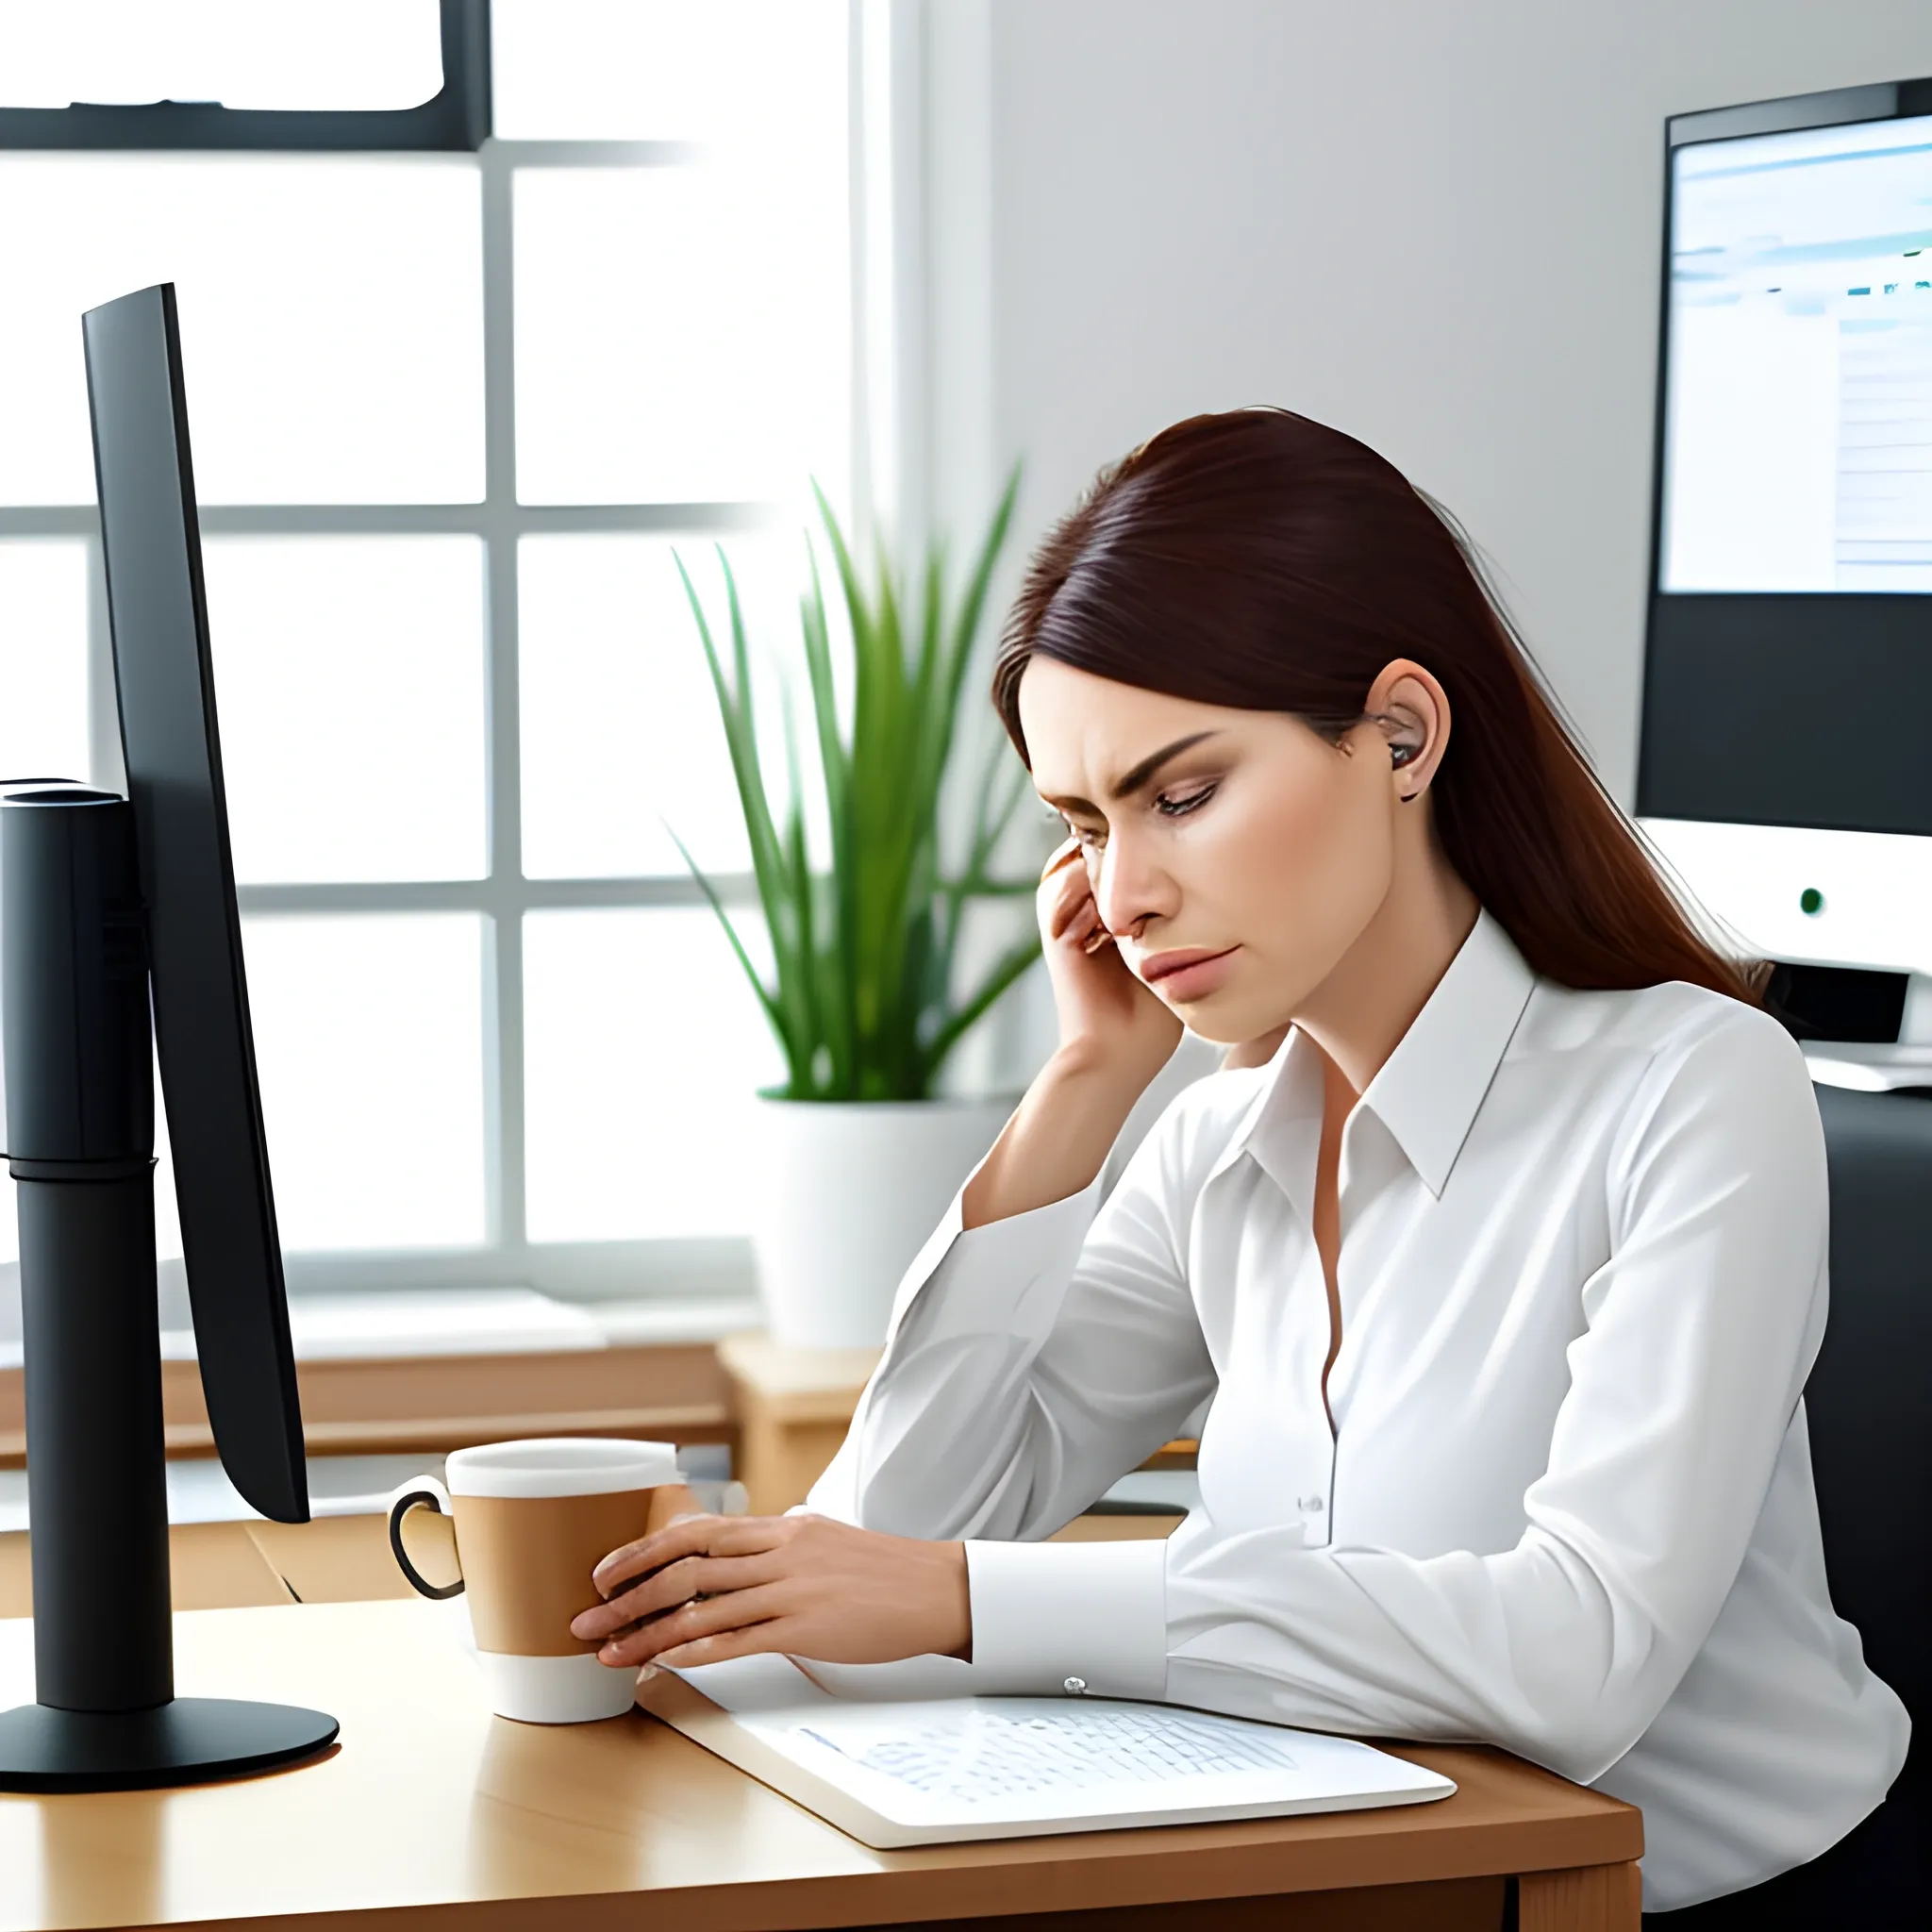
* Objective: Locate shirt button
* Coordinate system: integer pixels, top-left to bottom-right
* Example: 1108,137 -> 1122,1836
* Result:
1299,1494 -> 1325,1512
1063,1676 -> 1088,1695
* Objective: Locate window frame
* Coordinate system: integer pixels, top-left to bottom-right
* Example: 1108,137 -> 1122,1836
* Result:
0,94 -> 846,1318
0,0 -> 491,153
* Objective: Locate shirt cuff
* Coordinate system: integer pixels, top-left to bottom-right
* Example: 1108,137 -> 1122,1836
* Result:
963,1535 -> 1169,1701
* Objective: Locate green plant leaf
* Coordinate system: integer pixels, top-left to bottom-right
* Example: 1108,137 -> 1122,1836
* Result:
917,930 -> 1043,1086
675,477 -> 1039,1101
675,550 -> 788,925
662,820 -> 800,1084
775,677 -> 822,1085
797,547 -> 857,1088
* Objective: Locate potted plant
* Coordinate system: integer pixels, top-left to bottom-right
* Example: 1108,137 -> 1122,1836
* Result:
675,478 -> 1043,1349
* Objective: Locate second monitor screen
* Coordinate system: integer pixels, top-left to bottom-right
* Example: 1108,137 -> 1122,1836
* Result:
1659,109 -> 1932,596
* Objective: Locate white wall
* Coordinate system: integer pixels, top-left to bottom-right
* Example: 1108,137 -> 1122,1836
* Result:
919,0 -> 1932,802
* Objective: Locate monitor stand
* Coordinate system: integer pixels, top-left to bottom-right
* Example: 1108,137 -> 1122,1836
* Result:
0,787 -> 337,1790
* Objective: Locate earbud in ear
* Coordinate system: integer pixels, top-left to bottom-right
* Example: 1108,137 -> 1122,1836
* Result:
1391,741 -> 1423,800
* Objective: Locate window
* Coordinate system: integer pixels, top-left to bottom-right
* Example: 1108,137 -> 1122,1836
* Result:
0,1 -> 853,1313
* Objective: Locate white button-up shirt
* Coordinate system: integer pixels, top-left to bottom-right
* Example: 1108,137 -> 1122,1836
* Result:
808,910 -> 1909,1911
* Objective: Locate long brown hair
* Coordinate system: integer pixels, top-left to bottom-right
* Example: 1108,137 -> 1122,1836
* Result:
992,408 -> 1760,1003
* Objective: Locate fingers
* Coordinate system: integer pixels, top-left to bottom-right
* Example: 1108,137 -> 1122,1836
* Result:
1042,872 -> 1090,941
594,1581 -> 791,1671
1041,850 -> 1108,951
1041,839 -> 1119,957
571,1549 -> 781,1644
591,1512 -> 786,1600
651,1622 -> 800,1673
1060,891 -> 1115,956
1041,836 -> 1084,880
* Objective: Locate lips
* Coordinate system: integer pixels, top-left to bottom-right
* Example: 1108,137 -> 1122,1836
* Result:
1140,945 -> 1237,985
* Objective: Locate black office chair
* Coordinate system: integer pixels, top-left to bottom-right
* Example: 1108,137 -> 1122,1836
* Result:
1787,1086 -> 1930,1912
1635,1088 -> 1926,1928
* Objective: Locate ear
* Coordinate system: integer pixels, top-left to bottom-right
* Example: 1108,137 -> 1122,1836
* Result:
1361,659 -> 1450,805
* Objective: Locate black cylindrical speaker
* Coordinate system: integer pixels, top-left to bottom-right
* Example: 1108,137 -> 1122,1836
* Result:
1,788 -> 153,1165
2,788 -> 172,1712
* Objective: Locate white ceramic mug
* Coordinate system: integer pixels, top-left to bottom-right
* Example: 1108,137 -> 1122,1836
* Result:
387,1437 -> 685,1724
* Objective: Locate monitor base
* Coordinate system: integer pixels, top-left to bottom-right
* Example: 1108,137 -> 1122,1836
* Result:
0,1697 -> 339,1792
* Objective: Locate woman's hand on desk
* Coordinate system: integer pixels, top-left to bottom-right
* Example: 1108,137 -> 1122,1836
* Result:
570,1513 -> 970,1672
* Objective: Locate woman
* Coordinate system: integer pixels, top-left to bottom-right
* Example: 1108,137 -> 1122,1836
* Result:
573,410 -> 1908,1919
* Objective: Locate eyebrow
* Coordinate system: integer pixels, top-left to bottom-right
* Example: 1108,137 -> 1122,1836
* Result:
1039,731 -> 1223,814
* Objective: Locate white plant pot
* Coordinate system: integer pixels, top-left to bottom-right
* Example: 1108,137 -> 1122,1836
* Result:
753,1096 -> 1013,1351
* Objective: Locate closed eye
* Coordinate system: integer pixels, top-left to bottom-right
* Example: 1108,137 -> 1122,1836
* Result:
1153,782 -> 1217,819
1049,782 -> 1216,847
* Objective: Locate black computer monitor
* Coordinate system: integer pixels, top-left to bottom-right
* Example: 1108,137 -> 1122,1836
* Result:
1638,75 -> 1932,985
0,283 -> 333,1790
84,281 -> 308,1525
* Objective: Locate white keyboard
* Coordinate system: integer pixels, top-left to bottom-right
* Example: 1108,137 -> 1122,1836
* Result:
667,1653 -> 1457,1845
801,1703 -> 1301,1801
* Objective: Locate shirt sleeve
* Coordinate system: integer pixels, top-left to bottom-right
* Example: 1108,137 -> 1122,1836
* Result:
804,1086 -> 1223,1546
953,1008 -> 1835,1785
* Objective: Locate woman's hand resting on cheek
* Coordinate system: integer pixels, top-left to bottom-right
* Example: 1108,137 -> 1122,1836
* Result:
570,1512 -> 971,1673
1038,837 -> 1182,1088
960,841 -> 1183,1229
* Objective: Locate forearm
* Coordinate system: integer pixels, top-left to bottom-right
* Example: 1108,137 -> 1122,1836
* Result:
815,1090 -> 1216,1541
962,1523 -> 1691,1783
811,1174 -> 1193,1542
962,1045 -> 1148,1227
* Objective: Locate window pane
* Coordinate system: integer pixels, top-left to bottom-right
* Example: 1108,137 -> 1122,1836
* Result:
524,908 -> 782,1241
493,0 -> 843,144
0,157 -> 483,506
204,537 -> 486,884
0,1 -> 442,111
0,541 -> 90,782
520,534 -> 812,879
241,914 -> 486,1251
514,161 -> 849,507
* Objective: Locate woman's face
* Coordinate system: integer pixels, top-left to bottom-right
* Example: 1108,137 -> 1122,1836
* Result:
1017,658 -> 1404,1044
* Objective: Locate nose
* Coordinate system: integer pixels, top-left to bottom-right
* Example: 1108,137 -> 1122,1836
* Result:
1092,828 -> 1175,941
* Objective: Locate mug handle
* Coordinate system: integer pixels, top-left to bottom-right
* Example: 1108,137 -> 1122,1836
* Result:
387,1476 -> 464,1601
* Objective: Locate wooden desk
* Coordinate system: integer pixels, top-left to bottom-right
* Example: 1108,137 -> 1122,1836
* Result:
0,1600 -> 1641,1931
0,1344 -> 735,1470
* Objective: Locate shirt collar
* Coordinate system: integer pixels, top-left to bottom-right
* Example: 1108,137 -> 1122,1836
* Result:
1230,908 -> 1537,1203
